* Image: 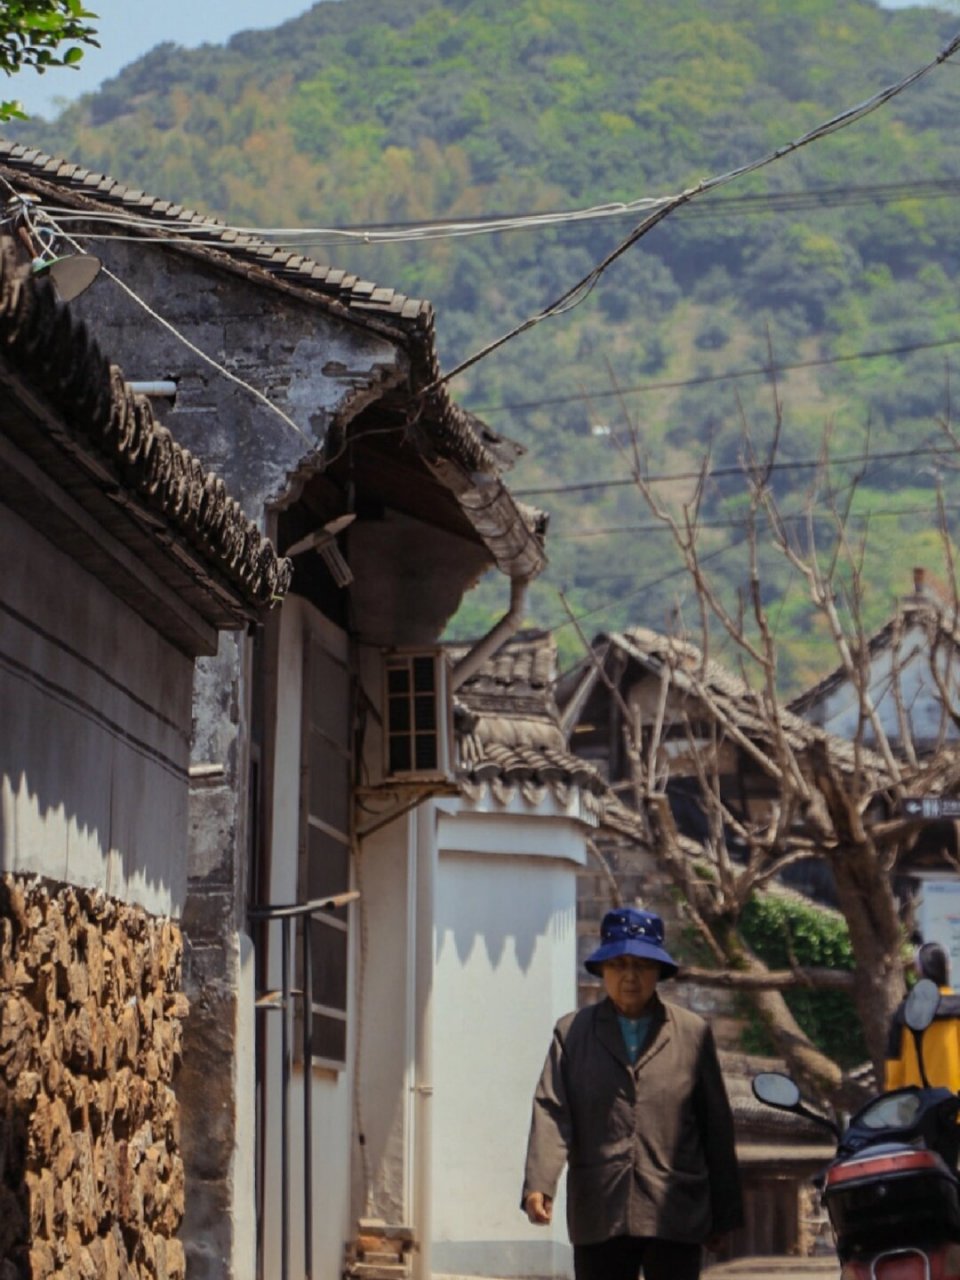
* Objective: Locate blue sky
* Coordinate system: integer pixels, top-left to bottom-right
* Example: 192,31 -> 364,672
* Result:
11,0 -> 319,118
8,0 -> 939,120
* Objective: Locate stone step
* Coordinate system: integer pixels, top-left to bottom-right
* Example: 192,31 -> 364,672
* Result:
345,1265 -> 409,1279
357,1218 -> 415,1242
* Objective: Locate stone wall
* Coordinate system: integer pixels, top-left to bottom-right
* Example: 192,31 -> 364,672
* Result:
0,875 -> 187,1280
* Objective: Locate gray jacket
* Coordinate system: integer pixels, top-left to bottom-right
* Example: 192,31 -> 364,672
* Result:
522,995 -> 743,1246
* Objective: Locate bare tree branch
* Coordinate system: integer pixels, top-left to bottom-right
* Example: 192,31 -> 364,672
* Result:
675,966 -> 855,991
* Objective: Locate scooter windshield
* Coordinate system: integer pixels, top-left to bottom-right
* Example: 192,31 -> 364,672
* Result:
855,1091 -> 924,1130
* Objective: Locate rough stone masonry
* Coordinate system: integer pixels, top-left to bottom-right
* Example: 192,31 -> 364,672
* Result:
0,875 -> 188,1280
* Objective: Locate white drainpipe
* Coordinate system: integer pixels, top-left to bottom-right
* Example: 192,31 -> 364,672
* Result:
410,800 -> 436,1280
450,577 -> 528,691
126,380 -> 178,398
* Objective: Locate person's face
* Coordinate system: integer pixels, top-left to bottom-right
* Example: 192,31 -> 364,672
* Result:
602,954 -> 660,1016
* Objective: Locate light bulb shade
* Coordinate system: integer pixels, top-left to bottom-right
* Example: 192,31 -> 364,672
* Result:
32,253 -> 102,302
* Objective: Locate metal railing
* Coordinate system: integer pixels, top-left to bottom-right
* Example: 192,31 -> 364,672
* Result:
249,890 -> 360,1280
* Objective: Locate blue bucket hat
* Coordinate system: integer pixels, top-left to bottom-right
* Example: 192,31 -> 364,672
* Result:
585,907 -> 678,979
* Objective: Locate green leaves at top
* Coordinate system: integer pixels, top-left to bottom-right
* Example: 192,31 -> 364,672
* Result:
1,0 -> 99,121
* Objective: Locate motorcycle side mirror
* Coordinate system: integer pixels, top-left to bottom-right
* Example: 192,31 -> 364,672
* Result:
904,976 -> 941,1089
752,1072 -> 801,1110
751,1071 -> 841,1138
905,977 -> 941,1033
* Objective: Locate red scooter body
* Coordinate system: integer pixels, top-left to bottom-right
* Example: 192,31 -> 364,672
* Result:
838,1243 -> 960,1279
824,1144 -> 960,1278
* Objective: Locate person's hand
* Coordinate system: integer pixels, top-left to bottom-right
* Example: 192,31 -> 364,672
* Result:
524,1191 -> 553,1224
704,1232 -> 729,1254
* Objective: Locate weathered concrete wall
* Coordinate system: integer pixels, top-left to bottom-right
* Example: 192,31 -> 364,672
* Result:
0,504 -> 194,918
0,875 -> 187,1280
349,512 -> 491,649
179,631 -> 254,1280
70,244 -> 405,519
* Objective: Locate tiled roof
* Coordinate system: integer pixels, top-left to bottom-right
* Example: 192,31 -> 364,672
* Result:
596,627 -> 886,778
0,140 -> 546,581
452,631 -> 647,835
0,141 -> 430,323
0,233 -> 291,634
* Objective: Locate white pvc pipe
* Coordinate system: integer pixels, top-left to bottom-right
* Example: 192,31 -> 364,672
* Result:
450,576 -> 528,691
126,380 -> 178,397
411,802 -> 436,1280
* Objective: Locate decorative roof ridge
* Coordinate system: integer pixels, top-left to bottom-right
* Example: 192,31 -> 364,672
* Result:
0,233 -> 292,611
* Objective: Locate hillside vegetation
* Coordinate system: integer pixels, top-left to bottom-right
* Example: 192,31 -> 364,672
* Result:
12,0 -> 960,685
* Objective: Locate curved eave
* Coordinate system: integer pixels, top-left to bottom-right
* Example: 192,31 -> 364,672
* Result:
0,238 -> 292,650
0,141 -> 547,582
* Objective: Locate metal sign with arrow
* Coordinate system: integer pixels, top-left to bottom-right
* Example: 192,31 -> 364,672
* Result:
902,797 -> 960,820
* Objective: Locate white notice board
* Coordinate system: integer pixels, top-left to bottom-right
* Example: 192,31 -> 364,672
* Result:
917,877 -> 960,978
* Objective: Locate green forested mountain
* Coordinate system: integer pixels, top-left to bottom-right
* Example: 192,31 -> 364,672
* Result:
11,0 -> 960,685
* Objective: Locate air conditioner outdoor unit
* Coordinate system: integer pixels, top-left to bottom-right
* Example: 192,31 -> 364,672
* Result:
382,649 -> 454,782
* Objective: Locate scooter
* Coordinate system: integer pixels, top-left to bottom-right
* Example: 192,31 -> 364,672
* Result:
753,978 -> 960,1280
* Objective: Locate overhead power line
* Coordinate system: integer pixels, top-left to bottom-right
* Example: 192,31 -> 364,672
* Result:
426,29 -> 960,391
48,176 -> 960,251
671,177 -> 960,219
47,196 -> 670,247
512,444 -> 953,499
472,335 -> 960,418
548,536 -> 750,633
543,462 -> 951,633
552,502 -> 954,540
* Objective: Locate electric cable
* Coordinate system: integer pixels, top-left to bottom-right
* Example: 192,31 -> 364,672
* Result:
540,461 -> 945,633
37,174 -> 960,251
424,28 -> 960,391
511,444 -> 954,498
552,502 -> 956,541
470,335 -> 960,419
546,533 -> 752,634
41,194 -> 672,246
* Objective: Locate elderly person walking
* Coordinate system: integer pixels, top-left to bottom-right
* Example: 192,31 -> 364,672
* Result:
521,907 -> 743,1280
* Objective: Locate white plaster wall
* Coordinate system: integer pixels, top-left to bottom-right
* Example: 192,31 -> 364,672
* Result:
351,643 -> 419,1240
431,813 -> 581,1280
261,597 -> 356,1280
352,814 -> 415,1228
916,874 -> 960,975
0,504 -> 193,916
813,627 -> 960,746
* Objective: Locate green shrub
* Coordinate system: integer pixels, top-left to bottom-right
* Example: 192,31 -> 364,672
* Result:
740,894 -> 867,1068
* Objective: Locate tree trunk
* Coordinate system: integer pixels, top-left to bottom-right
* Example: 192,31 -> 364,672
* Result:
827,842 -> 904,1078
713,922 -> 845,1103
807,738 -> 905,1078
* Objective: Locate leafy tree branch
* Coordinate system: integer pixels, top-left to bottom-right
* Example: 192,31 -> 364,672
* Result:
1,1 -> 98,121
